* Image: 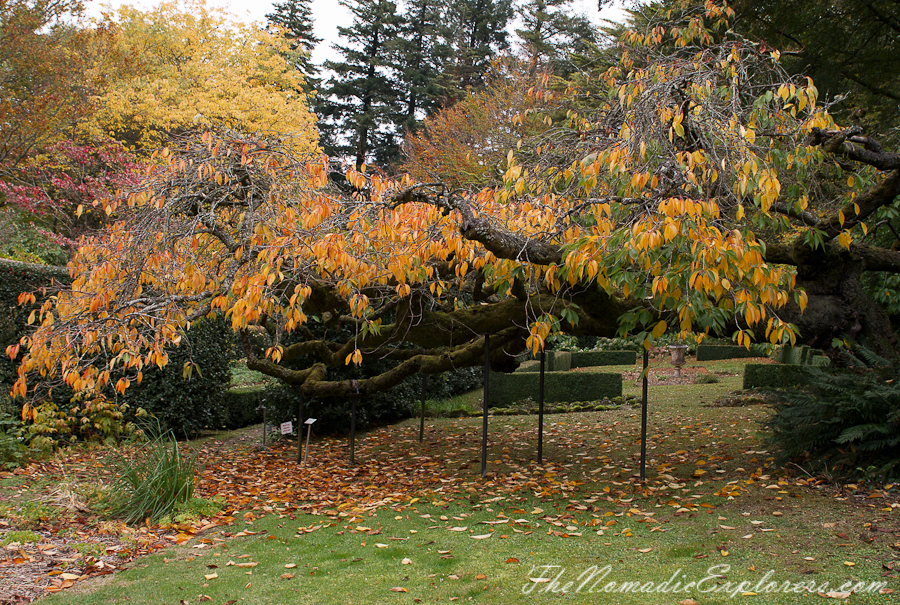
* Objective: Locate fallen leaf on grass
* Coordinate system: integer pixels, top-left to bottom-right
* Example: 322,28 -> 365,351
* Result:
475,574 -> 487,580
819,591 -> 852,599
637,548 -> 652,553
471,533 -> 492,539
402,558 -> 412,565
280,573 -> 295,579
235,562 -> 258,568
505,558 -> 519,563
204,573 -> 218,580
390,587 -> 409,592
284,563 -> 297,569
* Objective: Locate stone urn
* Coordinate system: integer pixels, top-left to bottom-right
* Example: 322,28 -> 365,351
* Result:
667,344 -> 689,378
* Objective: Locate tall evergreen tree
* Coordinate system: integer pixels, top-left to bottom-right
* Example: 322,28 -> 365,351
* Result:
393,0 -> 451,135
516,0 -> 596,74
265,0 -> 321,86
442,0 -> 514,95
318,0 -> 404,169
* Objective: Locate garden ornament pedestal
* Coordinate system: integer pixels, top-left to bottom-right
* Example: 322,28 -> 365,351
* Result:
668,345 -> 689,378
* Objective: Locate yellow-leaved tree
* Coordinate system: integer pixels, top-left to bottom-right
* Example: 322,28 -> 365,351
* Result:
81,0 -> 318,154
8,1 -> 900,423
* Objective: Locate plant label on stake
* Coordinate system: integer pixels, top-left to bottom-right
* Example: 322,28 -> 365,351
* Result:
280,421 -> 293,435
303,418 -> 317,466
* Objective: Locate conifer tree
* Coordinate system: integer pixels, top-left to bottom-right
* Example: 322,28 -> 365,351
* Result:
515,0 -> 596,73
393,0 -> 450,134
265,0 -> 321,86
442,0 -> 514,94
318,0 -> 404,169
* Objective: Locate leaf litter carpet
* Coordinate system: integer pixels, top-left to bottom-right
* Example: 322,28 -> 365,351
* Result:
3,410 -> 900,602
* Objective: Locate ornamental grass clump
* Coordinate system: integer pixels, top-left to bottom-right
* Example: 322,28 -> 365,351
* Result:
110,429 -> 195,524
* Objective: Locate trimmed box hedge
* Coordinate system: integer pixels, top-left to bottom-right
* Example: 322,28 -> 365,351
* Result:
773,345 -> 830,366
516,351 -> 572,373
696,345 -> 763,361
570,350 -> 637,367
488,371 -> 622,407
221,387 -> 266,429
743,364 -> 814,389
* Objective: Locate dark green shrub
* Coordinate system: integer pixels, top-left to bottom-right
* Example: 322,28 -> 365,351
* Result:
765,348 -> 900,480
118,317 -> 236,438
221,387 -> 265,429
0,260 -> 70,406
592,337 -> 642,352
0,413 -> 29,469
1,261 -> 236,441
488,371 -> 622,407
743,364 -> 814,389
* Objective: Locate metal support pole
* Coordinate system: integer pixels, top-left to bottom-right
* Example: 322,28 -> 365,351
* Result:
640,347 -> 649,481
419,373 -> 426,443
297,389 -> 304,464
262,403 -> 267,448
538,350 -> 545,464
481,335 -> 490,478
350,395 -> 357,464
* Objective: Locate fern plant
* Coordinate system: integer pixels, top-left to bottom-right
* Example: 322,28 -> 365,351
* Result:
765,345 -> 900,481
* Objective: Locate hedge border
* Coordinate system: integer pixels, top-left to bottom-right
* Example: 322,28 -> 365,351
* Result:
696,345 -> 763,361
743,364 -> 814,389
488,371 -> 622,406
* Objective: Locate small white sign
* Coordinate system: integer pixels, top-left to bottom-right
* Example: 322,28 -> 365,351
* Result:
305,418 -> 317,425
280,421 -> 293,435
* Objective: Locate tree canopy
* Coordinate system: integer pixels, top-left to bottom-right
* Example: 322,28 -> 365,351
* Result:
81,1 -> 318,154
7,1 -> 900,411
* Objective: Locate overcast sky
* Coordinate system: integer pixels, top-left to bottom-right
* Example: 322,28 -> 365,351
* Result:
87,0 -> 626,65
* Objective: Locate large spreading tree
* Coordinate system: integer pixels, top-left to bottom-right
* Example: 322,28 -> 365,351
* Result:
7,1 -> 900,410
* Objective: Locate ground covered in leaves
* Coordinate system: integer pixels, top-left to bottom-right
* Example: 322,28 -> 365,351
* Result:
0,359 -> 899,603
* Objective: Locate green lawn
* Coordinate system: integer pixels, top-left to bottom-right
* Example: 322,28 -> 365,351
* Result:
12,358 -> 900,603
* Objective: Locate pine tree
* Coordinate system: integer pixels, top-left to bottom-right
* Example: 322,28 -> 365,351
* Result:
515,0 -> 596,74
265,0 -> 321,86
442,0 -> 514,95
393,0 -> 451,135
318,0 -> 404,169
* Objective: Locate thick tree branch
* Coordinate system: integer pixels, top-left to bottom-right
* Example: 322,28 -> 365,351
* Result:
809,128 -> 900,171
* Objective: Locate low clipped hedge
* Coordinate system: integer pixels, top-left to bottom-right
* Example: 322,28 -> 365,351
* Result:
773,345 -> 830,365
516,351 -> 572,373
221,387 -> 265,429
743,364 -> 815,389
696,345 -> 765,361
488,371 -> 622,407
570,350 -> 637,367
